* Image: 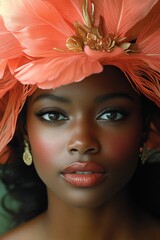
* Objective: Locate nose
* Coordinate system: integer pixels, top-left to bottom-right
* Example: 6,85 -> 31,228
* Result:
68,140 -> 100,155
67,121 -> 100,155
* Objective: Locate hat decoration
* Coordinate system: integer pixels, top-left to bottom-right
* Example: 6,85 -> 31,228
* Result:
0,0 -> 160,162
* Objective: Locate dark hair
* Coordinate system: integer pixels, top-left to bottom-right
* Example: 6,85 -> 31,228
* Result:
0,94 -> 160,230
129,150 -> 160,219
0,103 -> 47,227
129,98 -> 160,218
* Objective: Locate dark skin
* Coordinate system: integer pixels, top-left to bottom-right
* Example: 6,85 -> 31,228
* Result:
1,66 -> 160,240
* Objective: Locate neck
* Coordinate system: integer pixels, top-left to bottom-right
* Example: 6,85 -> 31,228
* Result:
43,187 -> 135,240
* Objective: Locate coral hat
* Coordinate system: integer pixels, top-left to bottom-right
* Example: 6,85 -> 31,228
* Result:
0,0 -> 160,162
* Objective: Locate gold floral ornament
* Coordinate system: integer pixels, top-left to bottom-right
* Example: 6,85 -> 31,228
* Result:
65,0 -> 139,54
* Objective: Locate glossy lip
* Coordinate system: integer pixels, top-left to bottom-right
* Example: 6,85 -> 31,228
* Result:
61,162 -> 108,188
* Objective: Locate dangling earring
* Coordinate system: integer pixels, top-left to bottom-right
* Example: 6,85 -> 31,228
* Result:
23,139 -> 33,166
139,144 -> 148,165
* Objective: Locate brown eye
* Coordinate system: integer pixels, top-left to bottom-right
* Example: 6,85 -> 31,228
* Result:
41,112 -> 68,122
97,111 -> 125,121
44,113 -> 61,121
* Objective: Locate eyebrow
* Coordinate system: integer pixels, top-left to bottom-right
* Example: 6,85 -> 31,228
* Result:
95,93 -> 134,103
33,92 -> 134,104
33,93 -> 71,104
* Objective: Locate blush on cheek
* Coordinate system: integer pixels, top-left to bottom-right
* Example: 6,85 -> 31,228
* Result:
105,135 -> 140,164
29,132 -> 62,165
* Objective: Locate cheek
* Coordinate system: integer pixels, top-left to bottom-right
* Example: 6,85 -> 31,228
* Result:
27,120 -> 65,166
27,127 -> 67,183
30,134 -> 64,162
102,126 -> 143,164
112,134 -> 140,157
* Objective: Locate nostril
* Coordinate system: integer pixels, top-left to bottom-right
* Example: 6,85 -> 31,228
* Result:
69,146 -> 99,154
68,140 -> 100,155
70,148 -> 79,153
89,148 -> 98,153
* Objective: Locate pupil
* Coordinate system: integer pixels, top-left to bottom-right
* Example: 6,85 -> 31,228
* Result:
49,113 -> 59,120
108,112 -> 117,119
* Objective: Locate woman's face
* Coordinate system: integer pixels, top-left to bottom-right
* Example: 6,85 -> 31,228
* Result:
27,66 -> 143,208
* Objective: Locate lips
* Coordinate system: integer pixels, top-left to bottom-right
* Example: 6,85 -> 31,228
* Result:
61,162 -> 107,187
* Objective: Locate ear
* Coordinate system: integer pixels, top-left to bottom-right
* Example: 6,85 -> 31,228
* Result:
152,107 -> 160,133
141,98 -> 155,143
145,107 -> 160,150
142,113 -> 152,143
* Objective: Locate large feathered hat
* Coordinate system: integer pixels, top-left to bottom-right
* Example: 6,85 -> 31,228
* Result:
0,0 -> 160,163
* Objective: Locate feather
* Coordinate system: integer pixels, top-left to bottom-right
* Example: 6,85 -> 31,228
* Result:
0,82 -> 36,154
17,26 -> 68,57
0,60 -> 7,79
0,0 -> 79,57
0,75 -> 16,98
0,0 -> 72,34
0,16 -> 22,59
96,0 -> 158,37
137,16 -> 160,56
136,13 -> 160,72
47,0 -> 85,25
15,53 -> 103,88
126,0 -> 160,40
118,59 -> 160,106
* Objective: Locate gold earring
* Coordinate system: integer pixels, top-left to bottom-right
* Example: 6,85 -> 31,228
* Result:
23,139 -> 32,166
139,144 -> 148,165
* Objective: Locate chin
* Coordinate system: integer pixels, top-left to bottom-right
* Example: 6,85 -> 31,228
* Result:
56,187 -> 113,209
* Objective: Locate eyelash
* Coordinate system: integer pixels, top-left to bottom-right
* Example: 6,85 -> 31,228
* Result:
97,108 -> 128,121
36,108 -> 128,124
36,109 -> 68,124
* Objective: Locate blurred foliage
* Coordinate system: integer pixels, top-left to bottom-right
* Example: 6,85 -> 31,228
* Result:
0,180 -> 13,236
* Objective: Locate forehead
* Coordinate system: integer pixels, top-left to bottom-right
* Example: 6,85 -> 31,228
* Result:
30,66 -> 140,102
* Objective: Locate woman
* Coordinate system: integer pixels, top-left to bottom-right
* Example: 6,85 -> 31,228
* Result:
0,0 -> 160,239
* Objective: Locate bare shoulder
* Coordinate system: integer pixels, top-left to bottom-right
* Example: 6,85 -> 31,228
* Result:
0,214 -> 46,240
